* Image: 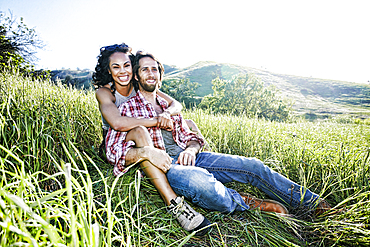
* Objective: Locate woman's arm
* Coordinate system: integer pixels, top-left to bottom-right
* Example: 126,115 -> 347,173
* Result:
156,90 -> 183,130
157,90 -> 183,115
96,87 -> 158,132
96,88 -> 183,132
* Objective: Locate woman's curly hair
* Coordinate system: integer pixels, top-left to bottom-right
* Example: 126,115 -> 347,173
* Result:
92,43 -> 134,94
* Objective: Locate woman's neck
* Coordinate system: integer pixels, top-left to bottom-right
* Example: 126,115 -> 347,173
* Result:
115,83 -> 134,97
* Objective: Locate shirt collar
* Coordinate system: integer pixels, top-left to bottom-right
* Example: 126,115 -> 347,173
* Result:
136,90 -> 169,109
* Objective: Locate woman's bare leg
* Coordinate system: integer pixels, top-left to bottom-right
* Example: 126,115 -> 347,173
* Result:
126,126 -> 177,205
126,126 -> 211,235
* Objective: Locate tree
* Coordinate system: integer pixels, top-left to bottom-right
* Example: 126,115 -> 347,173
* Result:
0,11 -> 44,73
161,78 -> 201,108
64,75 -> 74,86
199,73 -> 293,121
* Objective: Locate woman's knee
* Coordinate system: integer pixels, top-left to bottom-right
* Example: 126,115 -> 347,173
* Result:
126,126 -> 152,146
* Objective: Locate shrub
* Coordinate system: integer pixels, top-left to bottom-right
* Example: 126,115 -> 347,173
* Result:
199,73 -> 293,121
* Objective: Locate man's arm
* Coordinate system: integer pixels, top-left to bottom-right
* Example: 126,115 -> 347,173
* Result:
125,146 -> 173,173
175,140 -> 201,166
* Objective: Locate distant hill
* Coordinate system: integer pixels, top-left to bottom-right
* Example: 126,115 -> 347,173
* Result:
164,61 -> 370,118
51,62 -> 370,118
50,69 -> 93,90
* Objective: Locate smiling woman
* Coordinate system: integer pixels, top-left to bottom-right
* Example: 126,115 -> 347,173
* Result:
92,43 -> 179,135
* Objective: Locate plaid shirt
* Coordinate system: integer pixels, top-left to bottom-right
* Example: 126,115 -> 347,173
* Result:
106,91 -> 204,176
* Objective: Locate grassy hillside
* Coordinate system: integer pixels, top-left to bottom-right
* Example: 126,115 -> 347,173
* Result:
164,62 -> 370,118
164,61 -> 245,96
1,71 -> 370,246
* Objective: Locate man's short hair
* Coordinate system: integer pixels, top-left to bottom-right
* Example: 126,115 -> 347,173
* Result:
133,50 -> 164,80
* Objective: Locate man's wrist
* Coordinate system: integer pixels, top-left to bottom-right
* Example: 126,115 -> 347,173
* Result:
185,147 -> 198,155
125,146 -> 151,167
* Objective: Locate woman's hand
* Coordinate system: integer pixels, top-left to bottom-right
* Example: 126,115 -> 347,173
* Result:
156,111 -> 173,131
126,146 -> 173,173
147,147 -> 173,173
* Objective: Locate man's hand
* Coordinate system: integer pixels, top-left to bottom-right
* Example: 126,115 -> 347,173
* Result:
156,111 -> 173,131
176,147 -> 197,166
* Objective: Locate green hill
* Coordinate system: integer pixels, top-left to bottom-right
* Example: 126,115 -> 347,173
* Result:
164,61 -> 370,118
52,62 -> 370,118
164,61 -> 247,96
50,69 -> 93,89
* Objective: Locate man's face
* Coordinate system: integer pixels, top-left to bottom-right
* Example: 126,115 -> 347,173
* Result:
136,57 -> 160,92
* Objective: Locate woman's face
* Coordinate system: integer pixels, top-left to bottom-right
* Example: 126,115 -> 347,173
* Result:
108,52 -> 132,87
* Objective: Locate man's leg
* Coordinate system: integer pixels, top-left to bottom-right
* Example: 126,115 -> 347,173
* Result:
166,152 -> 322,214
167,156 -> 287,213
194,152 -> 320,209
167,162 -> 246,212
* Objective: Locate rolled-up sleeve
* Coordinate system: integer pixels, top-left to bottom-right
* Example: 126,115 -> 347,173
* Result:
172,115 -> 204,149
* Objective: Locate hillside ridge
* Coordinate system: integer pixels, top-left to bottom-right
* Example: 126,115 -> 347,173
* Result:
164,61 -> 370,118
51,62 -> 370,118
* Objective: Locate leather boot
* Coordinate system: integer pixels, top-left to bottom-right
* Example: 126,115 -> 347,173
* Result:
239,192 -> 289,214
315,199 -> 332,216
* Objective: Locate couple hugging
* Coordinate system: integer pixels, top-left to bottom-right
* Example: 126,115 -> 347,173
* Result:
93,43 -> 333,236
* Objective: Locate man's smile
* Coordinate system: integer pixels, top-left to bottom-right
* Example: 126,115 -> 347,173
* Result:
146,78 -> 156,83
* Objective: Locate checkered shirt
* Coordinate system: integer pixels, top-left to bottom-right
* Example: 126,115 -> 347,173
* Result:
105,91 -> 204,176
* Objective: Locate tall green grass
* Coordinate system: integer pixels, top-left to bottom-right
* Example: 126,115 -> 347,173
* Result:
1,71 -> 369,246
0,71 -> 101,175
187,109 -> 370,198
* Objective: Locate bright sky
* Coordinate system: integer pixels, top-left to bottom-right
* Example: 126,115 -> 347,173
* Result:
1,0 -> 369,84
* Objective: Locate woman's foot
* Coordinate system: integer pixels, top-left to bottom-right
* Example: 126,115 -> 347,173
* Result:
168,197 -> 211,236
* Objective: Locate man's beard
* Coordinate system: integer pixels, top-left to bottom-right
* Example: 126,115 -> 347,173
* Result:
138,78 -> 157,92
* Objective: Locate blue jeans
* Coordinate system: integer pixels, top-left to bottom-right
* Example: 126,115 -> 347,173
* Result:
166,152 -> 320,213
